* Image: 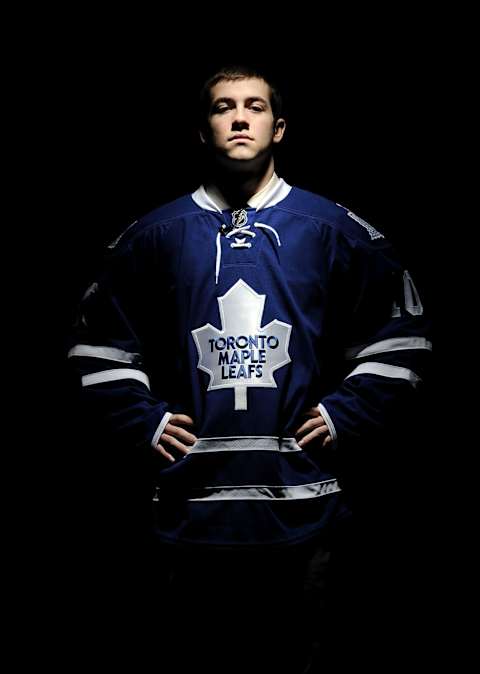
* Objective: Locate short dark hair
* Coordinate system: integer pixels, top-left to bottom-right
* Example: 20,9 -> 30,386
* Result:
198,64 -> 283,130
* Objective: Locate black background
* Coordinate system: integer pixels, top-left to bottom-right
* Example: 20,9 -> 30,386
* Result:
20,28 -> 439,668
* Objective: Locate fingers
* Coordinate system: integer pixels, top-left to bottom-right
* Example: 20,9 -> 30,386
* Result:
156,442 -> 176,463
161,431 -> 193,455
155,432 -> 194,462
295,413 -> 330,448
295,414 -> 326,437
164,422 -> 197,446
169,414 -> 195,426
297,424 -> 329,447
154,414 -> 198,462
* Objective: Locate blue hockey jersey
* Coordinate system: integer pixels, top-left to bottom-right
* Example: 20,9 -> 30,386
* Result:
68,174 -> 431,547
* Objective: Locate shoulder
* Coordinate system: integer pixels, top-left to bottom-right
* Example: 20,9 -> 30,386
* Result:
139,193 -> 203,227
107,192 -> 202,252
284,186 -> 390,251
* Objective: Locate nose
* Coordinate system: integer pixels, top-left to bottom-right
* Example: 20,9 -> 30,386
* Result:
231,106 -> 249,131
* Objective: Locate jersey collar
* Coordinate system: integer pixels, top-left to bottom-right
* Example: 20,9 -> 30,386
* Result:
191,173 -> 292,213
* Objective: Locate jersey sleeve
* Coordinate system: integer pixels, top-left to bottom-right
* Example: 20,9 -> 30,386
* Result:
67,228 -> 171,453
319,226 -> 432,449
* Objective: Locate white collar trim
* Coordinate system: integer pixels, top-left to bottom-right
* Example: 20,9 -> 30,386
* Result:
191,173 -> 292,212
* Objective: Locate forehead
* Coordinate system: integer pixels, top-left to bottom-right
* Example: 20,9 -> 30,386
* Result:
210,77 -> 271,104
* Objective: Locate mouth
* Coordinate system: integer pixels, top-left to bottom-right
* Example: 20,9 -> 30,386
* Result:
229,135 -> 253,141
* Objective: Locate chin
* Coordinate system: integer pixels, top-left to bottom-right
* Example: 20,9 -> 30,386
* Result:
226,145 -> 254,155
214,151 -> 266,173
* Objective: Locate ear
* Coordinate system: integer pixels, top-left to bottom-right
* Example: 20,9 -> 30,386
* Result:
273,118 -> 286,144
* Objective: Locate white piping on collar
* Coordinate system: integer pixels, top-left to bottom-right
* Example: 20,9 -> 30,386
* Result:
191,173 -> 292,212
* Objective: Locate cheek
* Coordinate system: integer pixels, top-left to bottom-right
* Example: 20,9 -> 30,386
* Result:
258,123 -> 274,142
211,122 -> 228,142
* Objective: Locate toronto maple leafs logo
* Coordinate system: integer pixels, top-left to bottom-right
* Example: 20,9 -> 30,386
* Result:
191,279 -> 292,411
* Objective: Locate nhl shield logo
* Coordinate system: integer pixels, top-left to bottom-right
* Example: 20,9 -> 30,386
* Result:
231,209 -> 248,227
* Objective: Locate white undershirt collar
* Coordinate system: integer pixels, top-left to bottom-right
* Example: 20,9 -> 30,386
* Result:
191,173 -> 292,213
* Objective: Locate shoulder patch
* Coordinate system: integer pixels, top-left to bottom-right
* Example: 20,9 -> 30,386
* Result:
336,204 -> 384,241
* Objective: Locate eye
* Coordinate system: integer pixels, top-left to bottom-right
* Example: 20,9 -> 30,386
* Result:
213,104 -> 229,114
250,105 -> 264,112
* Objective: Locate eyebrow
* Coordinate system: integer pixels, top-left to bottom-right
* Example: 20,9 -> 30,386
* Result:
211,96 -> 269,106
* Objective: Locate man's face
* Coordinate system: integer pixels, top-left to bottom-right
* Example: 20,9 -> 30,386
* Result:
202,77 -> 285,164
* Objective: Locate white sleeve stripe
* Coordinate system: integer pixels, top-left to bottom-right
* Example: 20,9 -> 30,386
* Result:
81,369 -> 150,389
345,337 -> 432,360
68,344 -> 141,363
317,403 -> 338,449
151,412 -> 172,449
345,362 -> 421,387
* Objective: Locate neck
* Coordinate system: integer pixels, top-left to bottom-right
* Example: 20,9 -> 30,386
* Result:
209,157 -> 275,206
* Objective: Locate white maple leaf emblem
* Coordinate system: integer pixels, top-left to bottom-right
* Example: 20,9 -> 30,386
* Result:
191,279 -> 292,410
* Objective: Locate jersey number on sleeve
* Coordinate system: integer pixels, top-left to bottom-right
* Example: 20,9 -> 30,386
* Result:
392,270 -> 424,317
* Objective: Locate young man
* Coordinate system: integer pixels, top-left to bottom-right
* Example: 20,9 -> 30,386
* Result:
68,66 -> 431,672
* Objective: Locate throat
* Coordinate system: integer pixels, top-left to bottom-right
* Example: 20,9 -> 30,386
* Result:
210,160 -> 275,207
